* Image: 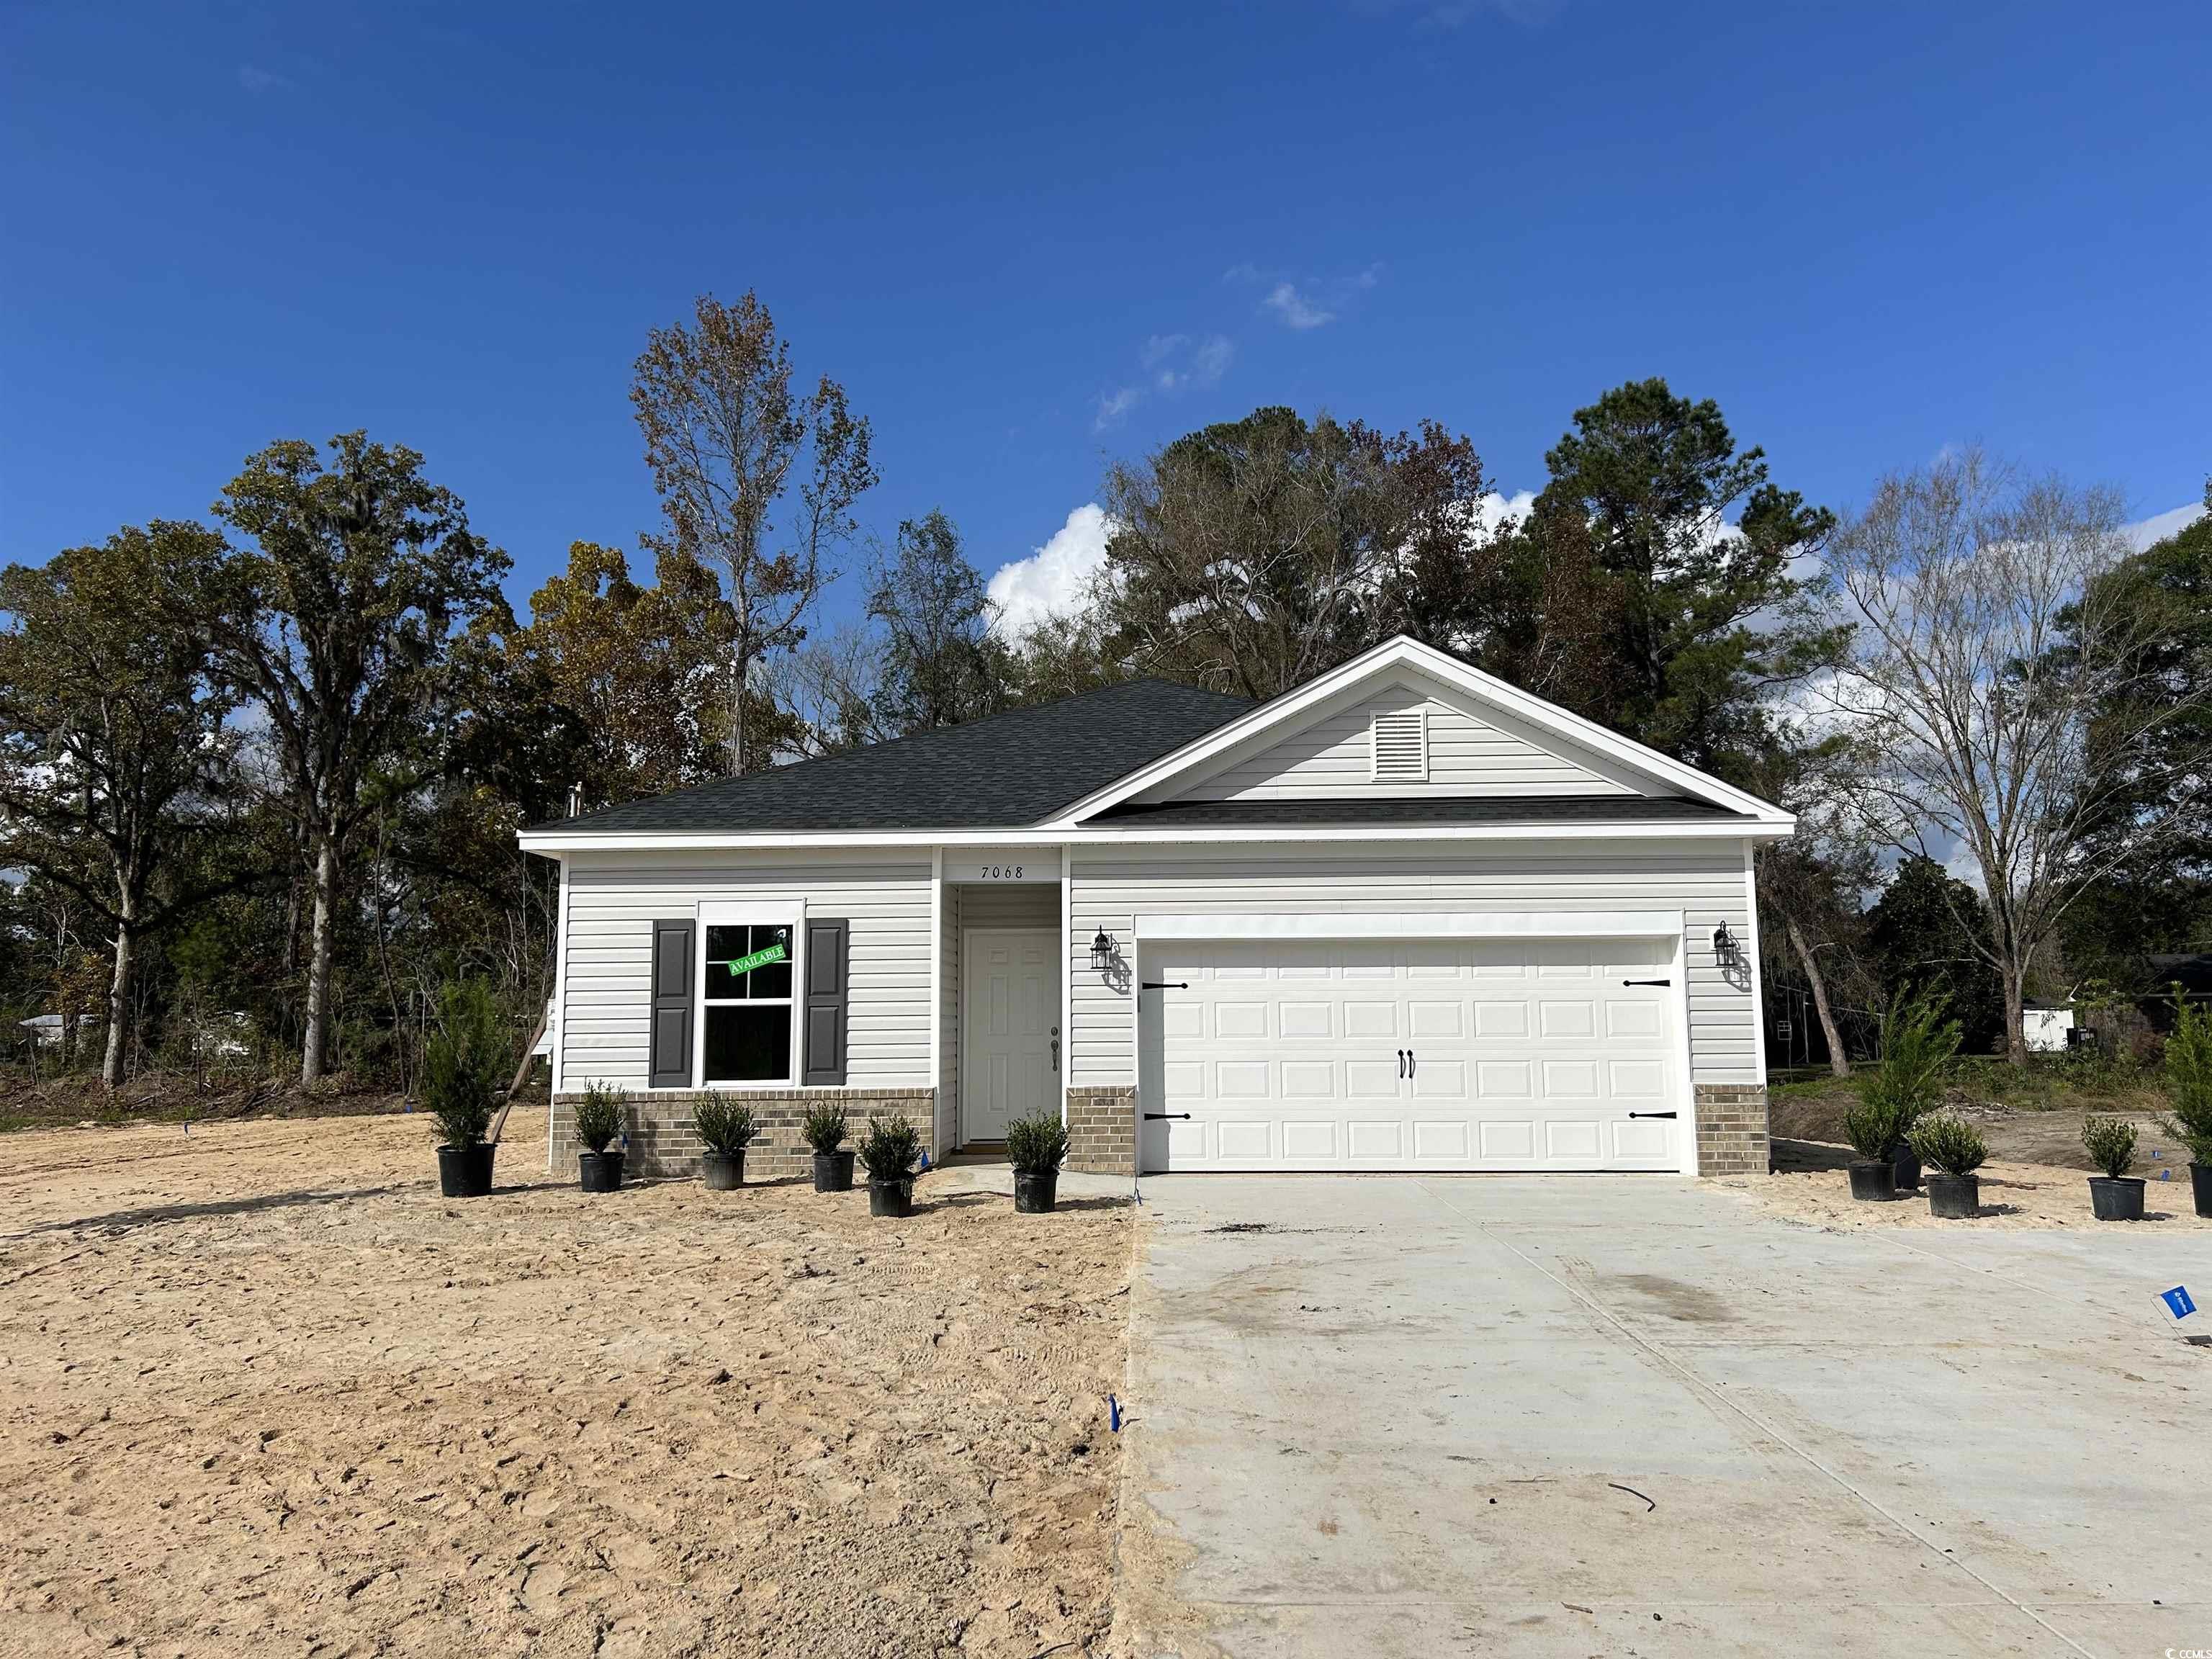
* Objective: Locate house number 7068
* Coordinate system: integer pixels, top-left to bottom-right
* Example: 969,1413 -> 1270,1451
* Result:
981,865 -> 1024,880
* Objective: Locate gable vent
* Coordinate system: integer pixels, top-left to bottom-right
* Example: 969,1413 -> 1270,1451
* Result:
1370,709 -> 1429,782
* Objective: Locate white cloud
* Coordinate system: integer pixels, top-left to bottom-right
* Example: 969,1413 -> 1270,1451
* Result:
237,63 -> 292,92
2122,499 -> 2206,552
987,504 -> 1115,638
1153,332 -> 1233,392
1093,387 -> 1139,432
1470,488 -> 1536,535
1263,282 -> 1334,330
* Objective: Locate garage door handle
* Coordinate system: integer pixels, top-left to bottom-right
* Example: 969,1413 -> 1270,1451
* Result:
1397,1048 -> 1406,1078
1623,978 -> 1671,986
1144,1112 -> 1191,1121
1628,1110 -> 1678,1120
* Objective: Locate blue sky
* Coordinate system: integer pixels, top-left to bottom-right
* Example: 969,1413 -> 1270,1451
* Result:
4,1 -> 2207,633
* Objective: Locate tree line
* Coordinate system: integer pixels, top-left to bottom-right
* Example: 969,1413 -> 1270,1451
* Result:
1,289 -> 2206,1094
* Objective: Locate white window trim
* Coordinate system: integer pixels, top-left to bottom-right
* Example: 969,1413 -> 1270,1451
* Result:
696,905 -> 804,1089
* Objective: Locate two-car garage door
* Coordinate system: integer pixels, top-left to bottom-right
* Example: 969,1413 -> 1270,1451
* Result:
1137,936 -> 1685,1172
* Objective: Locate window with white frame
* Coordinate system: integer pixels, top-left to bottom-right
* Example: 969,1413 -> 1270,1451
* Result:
701,920 -> 796,1084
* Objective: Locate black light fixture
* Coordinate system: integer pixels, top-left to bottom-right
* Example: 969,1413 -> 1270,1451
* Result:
1712,921 -> 1741,968
1090,927 -> 1116,972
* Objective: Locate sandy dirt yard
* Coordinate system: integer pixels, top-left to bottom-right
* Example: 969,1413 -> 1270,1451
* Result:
1713,1136 -> 2212,1231
0,1113 -> 1136,1658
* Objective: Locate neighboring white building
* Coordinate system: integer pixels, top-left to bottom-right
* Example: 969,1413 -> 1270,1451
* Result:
519,637 -> 1794,1181
2023,1003 -> 2076,1053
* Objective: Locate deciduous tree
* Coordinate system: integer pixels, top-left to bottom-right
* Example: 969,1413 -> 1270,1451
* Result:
630,292 -> 876,775
209,433 -> 511,1086
0,523 -> 243,1086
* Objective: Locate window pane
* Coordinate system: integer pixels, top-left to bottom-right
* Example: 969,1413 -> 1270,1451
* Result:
703,1004 -> 791,1082
705,923 -> 792,1001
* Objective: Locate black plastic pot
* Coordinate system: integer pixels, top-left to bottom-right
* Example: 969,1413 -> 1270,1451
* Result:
579,1148 -> 624,1193
436,1142 -> 495,1198
1891,1143 -> 1923,1191
2088,1175 -> 2145,1221
701,1150 -> 745,1190
2193,1162 -> 2212,1220
1925,1172 -> 1979,1219
812,1149 -> 855,1193
1013,1169 -> 1058,1214
868,1177 -> 914,1218
1848,1159 -> 1897,1202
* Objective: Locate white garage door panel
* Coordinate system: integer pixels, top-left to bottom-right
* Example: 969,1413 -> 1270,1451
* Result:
1140,937 -> 1682,1172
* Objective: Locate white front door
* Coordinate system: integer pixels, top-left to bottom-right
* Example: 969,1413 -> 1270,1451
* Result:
1139,936 -> 1683,1172
961,928 -> 1060,1143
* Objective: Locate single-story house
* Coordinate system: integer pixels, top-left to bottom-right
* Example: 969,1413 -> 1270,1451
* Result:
518,637 -> 1792,1180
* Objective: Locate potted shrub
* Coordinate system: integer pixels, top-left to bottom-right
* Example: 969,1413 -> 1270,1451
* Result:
804,1102 -> 854,1192
1866,990 -> 1961,1191
2082,1115 -> 2144,1220
1843,1096 -> 1904,1201
1005,1110 -> 1070,1213
695,1097 -> 757,1190
1907,1113 -> 1987,1218
573,1082 -> 626,1193
425,978 -> 502,1198
857,1114 -> 921,1218
2159,986 -> 2212,1219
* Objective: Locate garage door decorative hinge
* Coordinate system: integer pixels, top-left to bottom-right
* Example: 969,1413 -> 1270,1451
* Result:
1628,1110 -> 1678,1120
1141,980 -> 1188,991
1622,978 -> 1671,986
1144,1111 -> 1192,1121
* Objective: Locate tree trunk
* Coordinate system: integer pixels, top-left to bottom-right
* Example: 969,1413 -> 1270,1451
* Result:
103,914 -> 136,1090
1784,912 -> 1852,1078
2002,967 -> 2029,1068
300,832 -> 338,1087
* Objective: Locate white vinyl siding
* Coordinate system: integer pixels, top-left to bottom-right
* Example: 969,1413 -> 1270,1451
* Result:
562,850 -> 932,1091
1067,840 -> 1756,1090
1164,684 -> 1640,801
957,884 -> 1059,929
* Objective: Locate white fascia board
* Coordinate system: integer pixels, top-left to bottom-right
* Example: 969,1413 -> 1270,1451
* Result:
1041,636 -> 1790,825
1136,909 -> 1685,941
518,817 -> 1793,854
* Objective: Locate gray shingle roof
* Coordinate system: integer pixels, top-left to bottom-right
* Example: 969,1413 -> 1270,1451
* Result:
1083,796 -> 1743,827
544,678 -> 1256,835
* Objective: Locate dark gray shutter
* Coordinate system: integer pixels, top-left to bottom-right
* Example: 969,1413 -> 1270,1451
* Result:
801,917 -> 848,1087
649,918 -> 694,1089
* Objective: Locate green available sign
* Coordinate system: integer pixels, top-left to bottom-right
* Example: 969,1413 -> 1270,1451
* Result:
716,941 -> 788,980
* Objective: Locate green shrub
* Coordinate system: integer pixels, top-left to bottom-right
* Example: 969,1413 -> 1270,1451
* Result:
1907,1112 -> 1988,1177
421,978 -> 503,1150
1004,1111 -> 1070,1175
2081,1114 -> 2138,1179
2159,986 -> 2212,1165
1863,989 -> 1962,1145
856,1114 -> 920,1182
693,1096 -> 759,1156
1843,1096 -> 1908,1161
801,1102 -> 850,1154
572,1082 -> 624,1154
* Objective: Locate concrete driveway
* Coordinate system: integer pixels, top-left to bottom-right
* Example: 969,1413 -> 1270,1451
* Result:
1115,1176 -> 2212,1658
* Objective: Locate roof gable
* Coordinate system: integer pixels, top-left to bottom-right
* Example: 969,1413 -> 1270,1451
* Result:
1150,675 -> 1647,803
1052,637 -> 1789,827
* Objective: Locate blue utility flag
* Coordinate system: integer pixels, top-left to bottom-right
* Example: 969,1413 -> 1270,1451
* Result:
2159,1285 -> 2196,1321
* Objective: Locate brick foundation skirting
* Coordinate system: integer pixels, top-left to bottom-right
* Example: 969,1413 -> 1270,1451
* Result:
549,1087 -> 938,1181
1694,1083 -> 1770,1177
1066,1085 -> 1136,1177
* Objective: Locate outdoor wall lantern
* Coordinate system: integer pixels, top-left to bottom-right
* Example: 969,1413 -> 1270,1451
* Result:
1712,921 -> 1742,969
1090,928 -> 1117,973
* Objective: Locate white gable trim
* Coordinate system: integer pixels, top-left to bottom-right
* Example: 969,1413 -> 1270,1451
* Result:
1045,636 -> 1792,829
